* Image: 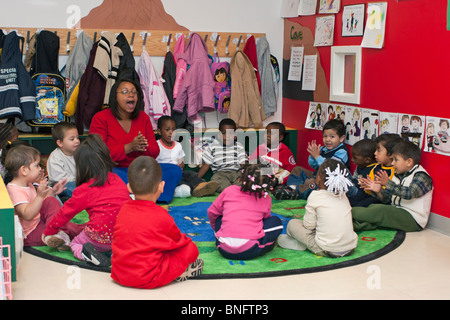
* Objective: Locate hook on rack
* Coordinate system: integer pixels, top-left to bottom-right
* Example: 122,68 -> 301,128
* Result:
66,31 -> 71,53
237,35 -> 243,50
130,32 -> 135,53
166,33 -> 172,52
214,34 -> 220,54
225,34 -> 231,56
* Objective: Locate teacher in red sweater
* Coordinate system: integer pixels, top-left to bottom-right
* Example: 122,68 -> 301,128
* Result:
90,78 -> 181,203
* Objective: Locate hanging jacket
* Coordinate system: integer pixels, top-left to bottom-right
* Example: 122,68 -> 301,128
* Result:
173,34 -> 186,99
0,31 -> 36,121
64,31 -> 93,112
243,35 -> 261,94
256,35 -> 277,117
75,42 -> 106,135
138,49 -> 171,128
172,33 -> 215,123
93,31 -> 123,105
29,30 -> 60,76
228,50 -> 265,129
115,32 -> 140,83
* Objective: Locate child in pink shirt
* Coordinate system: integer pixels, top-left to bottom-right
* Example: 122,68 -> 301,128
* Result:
207,164 -> 283,260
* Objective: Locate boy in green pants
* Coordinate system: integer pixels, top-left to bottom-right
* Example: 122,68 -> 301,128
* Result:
352,140 -> 433,232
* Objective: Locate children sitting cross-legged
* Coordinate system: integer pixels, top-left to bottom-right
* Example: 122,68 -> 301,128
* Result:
277,119 -> 351,200
352,140 -> 433,232
42,134 -> 130,267
277,159 -> 358,258
207,164 -> 283,260
197,118 -> 247,194
46,122 -> 80,200
156,115 -> 218,198
5,145 -> 82,249
347,139 -> 383,207
111,156 -> 203,289
249,121 -> 297,185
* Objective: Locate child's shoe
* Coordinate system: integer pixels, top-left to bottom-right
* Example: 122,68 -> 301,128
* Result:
175,258 -> 204,282
273,185 -> 301,200
43,230 -> 71,252
81,243 -> 111,267
277,234 -> 307,251
192,181 -> 218,197
174,184 -> 191,198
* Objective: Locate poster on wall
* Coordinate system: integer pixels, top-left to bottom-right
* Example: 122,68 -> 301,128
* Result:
305,102 -> 327,130
361,2 -> 388,49
288,46 -> 304,81
281,0 -> 300,17
344,105 -> 362,146
361,108 -> 379,140
314,15 -> 335,46
318,0 -> 340,14
424,116 -> 450,155
302,55 -> 318,90
298,0 -> 318,16
342,4 -> 365,37
378,112 -> 398,135
397,113 -> 425,149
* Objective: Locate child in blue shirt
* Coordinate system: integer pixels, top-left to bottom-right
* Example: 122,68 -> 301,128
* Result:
276,119 -> 350,200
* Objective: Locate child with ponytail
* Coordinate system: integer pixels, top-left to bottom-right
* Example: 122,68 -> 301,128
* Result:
207,164 -> 283,260
277,159 -> 358,257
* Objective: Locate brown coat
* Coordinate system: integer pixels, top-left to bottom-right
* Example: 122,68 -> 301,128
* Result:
228,50 -> 266,128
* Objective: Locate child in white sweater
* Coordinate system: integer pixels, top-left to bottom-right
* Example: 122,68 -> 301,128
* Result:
277,159 -> 358,257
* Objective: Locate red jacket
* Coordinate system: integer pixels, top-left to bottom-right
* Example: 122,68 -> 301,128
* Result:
111,199 -> 199,289
89,108 -> 159,167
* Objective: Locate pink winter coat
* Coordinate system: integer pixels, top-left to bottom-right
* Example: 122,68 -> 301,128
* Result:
173,34 -> 187,99
172,33 -> 215,123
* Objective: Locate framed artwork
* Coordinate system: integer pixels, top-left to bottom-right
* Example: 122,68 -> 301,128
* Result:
342,4 -> 365,37
314,15 -> 335,47
318,0 -> 340,14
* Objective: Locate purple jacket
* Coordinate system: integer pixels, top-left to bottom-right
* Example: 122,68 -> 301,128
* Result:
172,33 -> 215,122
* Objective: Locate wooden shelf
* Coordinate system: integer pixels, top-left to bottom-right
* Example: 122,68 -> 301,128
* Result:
2,27 -> 266,57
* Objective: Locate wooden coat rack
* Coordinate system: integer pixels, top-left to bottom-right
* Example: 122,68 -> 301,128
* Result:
1,27 -> 266,58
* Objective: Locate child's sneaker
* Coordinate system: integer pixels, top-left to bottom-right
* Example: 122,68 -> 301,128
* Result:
174,184 -> 191,198
277,234 -> 307,251
43,231 -> 71,252
175,258 -> 204,282
192,181 -> 218,197
81,243 -> 111,267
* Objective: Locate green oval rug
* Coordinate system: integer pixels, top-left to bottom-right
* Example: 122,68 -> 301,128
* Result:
24,196 -> 405,279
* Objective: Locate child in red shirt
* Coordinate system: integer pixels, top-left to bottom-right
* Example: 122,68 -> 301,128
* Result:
111,156 -> 202,289
249,122 -> 297,184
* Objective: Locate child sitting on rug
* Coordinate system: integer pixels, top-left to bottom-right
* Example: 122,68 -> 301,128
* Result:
277,159 -> 358,258
353,140 -> 433,232
207,164 -> 283,260
347,139 -> 382,207
46,122 -> 80,200
111,156 -> 203,289
278,119 -> 350,200
42,134 -> 130,267
5,145 -> 82,248
156,115 -> 218,198
198,118 -> 247,193
249,121 -> 297,185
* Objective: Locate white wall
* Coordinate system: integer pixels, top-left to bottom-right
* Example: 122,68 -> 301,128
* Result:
0,0 -> 284,128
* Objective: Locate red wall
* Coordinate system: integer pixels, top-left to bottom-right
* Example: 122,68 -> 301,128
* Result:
282,0 -> 450,218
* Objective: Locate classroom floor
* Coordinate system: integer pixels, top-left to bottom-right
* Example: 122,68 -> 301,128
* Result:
11,228 -> 450,300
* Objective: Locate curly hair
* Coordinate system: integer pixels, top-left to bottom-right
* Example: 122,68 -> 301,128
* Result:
239,164 -> 277,199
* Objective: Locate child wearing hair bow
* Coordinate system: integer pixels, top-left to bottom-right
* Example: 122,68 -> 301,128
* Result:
277,159 -> 358,258
207,164 -> 283,260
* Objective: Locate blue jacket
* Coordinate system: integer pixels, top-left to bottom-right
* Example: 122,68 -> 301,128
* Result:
0,31 -> 36,120
308,142 -> 350,170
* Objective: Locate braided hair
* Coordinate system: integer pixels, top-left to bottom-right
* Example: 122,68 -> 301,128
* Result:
240,164 -> 277,199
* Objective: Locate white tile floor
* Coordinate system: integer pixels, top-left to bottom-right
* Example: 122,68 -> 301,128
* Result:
11,228 -> 450,300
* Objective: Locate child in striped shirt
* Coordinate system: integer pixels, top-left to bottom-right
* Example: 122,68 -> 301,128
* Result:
197,118 -> 247,193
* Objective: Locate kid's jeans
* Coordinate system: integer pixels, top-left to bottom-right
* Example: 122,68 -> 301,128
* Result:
352,204 -> 422,232
214,216 -> 283,260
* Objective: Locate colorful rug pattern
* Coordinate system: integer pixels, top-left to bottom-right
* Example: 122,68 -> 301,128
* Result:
24,196 -> 405,278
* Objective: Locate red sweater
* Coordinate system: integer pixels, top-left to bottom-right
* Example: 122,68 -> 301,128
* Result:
111,199 -> 199,289
43,172 -> 130,245
89,109 -> 159,167
249,142 -> 297,172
